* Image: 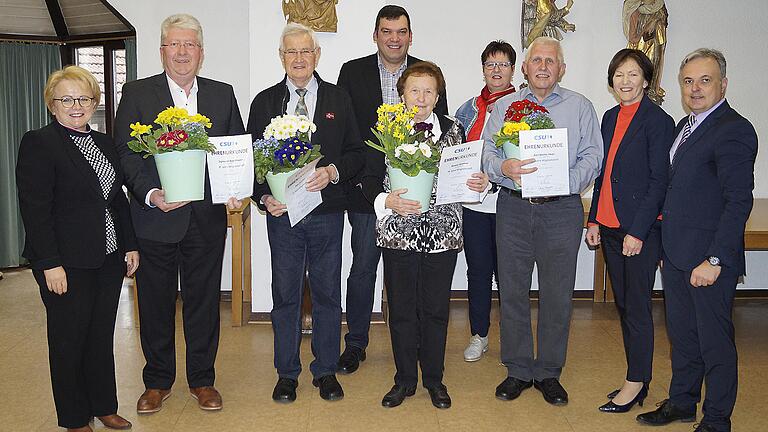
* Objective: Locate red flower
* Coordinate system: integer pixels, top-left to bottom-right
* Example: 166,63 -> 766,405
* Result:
157,132 -> 178,148
174,129 -> 189,142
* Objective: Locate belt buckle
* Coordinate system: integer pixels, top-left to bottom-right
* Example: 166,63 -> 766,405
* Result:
528,197 -> 544,205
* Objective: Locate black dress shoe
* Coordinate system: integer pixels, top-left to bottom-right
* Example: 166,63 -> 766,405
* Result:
337,346 -> 366,374
534,378 -> 569,405
636,399 -> 696,426
426,384 -> 451,409
495,376 -> 533,401
312,375 -> 344,401
381,384 -> 416,408
693,423 -> 718,432
598,384 -> 648,413
272,377 -> 298,403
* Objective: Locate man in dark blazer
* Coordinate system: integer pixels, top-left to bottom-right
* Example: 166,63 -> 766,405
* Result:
248,23 -> 364,403
335,4 -> 448,375
113,14 -> 244,414
637,49 -> 757,432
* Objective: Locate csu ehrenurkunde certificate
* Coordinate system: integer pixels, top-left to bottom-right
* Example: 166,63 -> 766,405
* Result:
519,128 -> 570,198
435,139 -> 483,205
207,134 -> 254,204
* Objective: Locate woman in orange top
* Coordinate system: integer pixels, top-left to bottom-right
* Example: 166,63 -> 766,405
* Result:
586,49 -> 674,413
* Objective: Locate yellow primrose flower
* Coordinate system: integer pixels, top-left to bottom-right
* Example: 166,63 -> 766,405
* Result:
189,113 -> 212,128
129,122 -> 152,137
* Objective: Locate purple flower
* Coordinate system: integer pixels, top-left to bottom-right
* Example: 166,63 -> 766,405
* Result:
414,122 -> 434,139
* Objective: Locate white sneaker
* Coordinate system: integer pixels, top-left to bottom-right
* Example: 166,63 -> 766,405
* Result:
463,335 -> 489,362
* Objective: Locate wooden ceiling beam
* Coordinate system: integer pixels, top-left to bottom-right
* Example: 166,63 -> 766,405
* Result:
44,0 -> 69,39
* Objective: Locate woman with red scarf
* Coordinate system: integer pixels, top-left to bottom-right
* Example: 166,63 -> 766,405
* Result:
454,40 -> 516,362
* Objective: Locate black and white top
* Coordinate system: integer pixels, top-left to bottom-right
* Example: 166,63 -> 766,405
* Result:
69,128 -> 118,254
375,115 -> 464,253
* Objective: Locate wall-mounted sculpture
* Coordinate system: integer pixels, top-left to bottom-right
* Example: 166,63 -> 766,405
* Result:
623,0 -> 668,104
521,0 -> 576,49
283,0 -> 339,33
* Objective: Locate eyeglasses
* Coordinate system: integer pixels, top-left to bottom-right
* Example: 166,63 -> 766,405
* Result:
53,96 -> 95,108
282,48 -> 317,57
161,41 -> 201,50
483,61 -> 513,70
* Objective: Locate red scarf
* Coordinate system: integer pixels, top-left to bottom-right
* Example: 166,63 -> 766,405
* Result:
466,85 -> 516,141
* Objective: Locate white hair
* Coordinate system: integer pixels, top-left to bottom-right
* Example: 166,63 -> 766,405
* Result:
680,48 -> 727,79
525,36 -> 565,64
160,13 -> 203,47
279,22 -> 319,51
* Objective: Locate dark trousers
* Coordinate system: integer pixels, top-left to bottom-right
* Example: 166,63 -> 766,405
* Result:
497,192 -> 583,381
343,211 -> 381,350
462,207 -> 498,337
267,212 -> 344,379
34,253 -> 124,428
601,225 -> 660,383
382,248 -> 458,388
136,216 -> 225,389
662,255 -> 738,432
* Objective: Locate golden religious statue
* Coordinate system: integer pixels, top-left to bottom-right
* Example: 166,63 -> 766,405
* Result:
521,0 -> 576,49
283,0 -> 339,33
623,0 -> 668,104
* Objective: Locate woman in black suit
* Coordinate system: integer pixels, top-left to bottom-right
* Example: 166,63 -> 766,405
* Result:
586,49 -> 674,413
16,66 -> 138,431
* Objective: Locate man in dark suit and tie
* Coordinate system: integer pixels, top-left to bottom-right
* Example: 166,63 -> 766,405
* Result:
637,48 -> 757,432
113,13 -> 245,414
335,5 -> 448,374
248,22 -> 364,403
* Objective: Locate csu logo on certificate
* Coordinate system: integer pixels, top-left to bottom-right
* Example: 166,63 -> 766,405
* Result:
534,134 -> 553,140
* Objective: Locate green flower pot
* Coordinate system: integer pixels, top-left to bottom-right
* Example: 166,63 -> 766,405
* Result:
502,141 -> 520,160
388,166 -> 435,213
154,149 -> 206,203
265,169 -> 299,204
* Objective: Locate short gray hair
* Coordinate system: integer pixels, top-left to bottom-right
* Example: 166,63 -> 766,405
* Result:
161,14 -> 204,47
680,48 -> 727,78
525,36 -> 565,64
279,22 -> 319,51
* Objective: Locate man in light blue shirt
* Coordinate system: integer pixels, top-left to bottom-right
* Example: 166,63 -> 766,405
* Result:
482,36 -> 602,406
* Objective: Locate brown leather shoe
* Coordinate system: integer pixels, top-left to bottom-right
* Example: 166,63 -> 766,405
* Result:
190,386 -> 223,411
97,414 -> 132,430
136,388 -> 172,414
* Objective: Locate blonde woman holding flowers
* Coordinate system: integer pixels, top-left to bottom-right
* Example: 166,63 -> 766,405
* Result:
361,61 -> 489,409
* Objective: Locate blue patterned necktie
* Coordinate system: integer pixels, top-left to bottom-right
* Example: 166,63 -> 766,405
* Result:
671,114 -> 696,163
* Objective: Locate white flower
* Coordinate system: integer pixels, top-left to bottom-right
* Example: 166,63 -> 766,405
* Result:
418,142 -> 432,158
396,143 -> 418,158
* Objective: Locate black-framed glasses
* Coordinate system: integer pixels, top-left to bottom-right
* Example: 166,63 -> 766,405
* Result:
161,41 -> 201,50
483,61 -> 512,70
53,96 -> 95,108
281,48 -> 317,57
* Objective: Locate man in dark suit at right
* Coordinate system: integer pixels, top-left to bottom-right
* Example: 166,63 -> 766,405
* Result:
636,48 -> 757,432
335,5 -> 448,374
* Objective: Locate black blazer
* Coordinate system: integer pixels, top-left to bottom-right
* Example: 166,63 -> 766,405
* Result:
113,73 -> 245,243
337,53 -> 449,212
16,122 -> 137,270
588,95 -> 674,240
661,100 -> 757,274
247,72 -> 364,214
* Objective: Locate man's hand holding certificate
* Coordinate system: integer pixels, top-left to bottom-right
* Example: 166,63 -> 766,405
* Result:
518,128 -> 570,198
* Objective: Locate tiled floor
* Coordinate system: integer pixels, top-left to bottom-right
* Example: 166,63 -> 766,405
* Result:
1,268 -> 766,431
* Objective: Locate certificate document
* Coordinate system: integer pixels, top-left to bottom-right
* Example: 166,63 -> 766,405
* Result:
435,140 -> 483,205
519,128 -> 570,198
207,134 -> 254,204
285,158 -> 322,227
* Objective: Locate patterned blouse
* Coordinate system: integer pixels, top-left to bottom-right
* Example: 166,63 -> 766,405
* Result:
376,117 -> 465,253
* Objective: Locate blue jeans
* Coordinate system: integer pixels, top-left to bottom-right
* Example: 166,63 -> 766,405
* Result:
266,212 -> 344,379
462,207 -> 498,337
343,212 -> 382,350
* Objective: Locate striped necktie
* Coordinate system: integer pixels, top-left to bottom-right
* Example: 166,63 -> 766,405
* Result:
295,88 -> 308,116
671,114 -> 697,163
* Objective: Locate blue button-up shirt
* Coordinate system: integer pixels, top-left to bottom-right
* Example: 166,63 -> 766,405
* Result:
481,84 -> 603,194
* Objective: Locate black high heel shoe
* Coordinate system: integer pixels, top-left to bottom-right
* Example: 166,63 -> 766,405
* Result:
598,384 -> 648,413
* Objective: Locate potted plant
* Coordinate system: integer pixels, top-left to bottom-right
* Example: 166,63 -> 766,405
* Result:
127,107 -> 215,202
492,99 -> 554,159
253,114 -> 320,204
366,103 -> 440,213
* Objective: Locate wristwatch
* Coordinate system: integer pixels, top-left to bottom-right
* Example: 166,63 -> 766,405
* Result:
707,256 -> 721,266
